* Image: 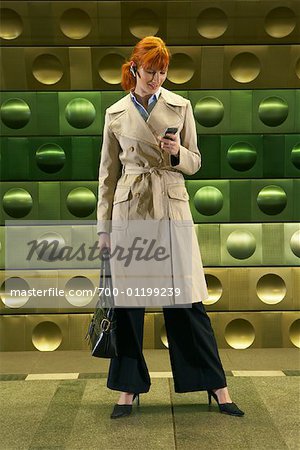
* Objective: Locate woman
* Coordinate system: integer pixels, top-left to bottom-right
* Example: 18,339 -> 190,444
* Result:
97,36 -> 245,419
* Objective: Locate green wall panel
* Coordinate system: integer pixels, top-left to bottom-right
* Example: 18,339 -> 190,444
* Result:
230,180 -> 252,222
230,90 -> 253,133
38,182 -> 60,219
285,135 -> 300,177
1,138 -> 31,180
60,181 -> 98,220
221,135 -> 263,178
189,91 -> 231,134
71,137 -> 102,180
0,92 -> 37,136
58,92 -> 102,136
252,90 -> 296,133
0,182 -> 39,224
186,180 -> 230,223
36,92 -> 60,135
194,136 -> 221,180
251,179 -> 294,221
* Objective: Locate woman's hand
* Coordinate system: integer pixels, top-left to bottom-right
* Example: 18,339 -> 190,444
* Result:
158,133 -> 180,156
98,232 -> 111,255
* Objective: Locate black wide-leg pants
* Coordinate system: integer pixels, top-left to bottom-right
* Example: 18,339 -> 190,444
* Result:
107,301 -> 227,394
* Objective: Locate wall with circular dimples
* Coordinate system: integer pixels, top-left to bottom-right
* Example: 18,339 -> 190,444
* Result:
0,1 -> 299,351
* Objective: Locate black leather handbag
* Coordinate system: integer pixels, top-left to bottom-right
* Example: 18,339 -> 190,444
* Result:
85,248 -> 118,358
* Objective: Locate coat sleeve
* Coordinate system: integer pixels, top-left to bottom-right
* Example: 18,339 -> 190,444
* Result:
170,100 -> 201,175
96,111 -> 122,234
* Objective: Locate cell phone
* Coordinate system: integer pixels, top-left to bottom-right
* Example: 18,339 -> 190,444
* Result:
164,127 -> 178,139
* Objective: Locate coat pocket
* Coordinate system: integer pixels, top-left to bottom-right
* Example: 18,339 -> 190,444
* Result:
112,185 -> 131,229
167,184 -> 193,226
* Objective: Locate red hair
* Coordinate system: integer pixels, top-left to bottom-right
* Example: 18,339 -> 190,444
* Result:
121,36 -> 171,91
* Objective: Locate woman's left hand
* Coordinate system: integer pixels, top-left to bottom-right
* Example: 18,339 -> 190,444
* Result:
158,133 -> 180,156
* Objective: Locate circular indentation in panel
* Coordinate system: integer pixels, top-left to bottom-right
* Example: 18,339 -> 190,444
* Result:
230,52 -> 261,83
1,98 -> 31,129
194,186 -> 223,216
265,7 -> 296,38
65,276 -> 95,306
196,7 -> 228,39
0,8 -> 23,40
3,188 -> 33,218
226,230 -> 256,260
34,232 -> 66,262
256,273 -> 286,304
32,321 -> 62,351
227,142 -> 257,171
60,8 -> 92,39
296,58 -> 300,79
290,230 -> 300,258
167,53 -> 195,84
98,53 -> 125,84
258,96 -> 289,127
204,274 -> 222,305
291,142 -> 300,169
66,187 -> 96,217
160,323 -> 169,348
32,54 -> 64,85
194,97 -> 224,127
129,8 -> 159,39
65,98 -> 96,129
289,319 -> 300,348
225,319 -> 255,349
0,277 -> 30,308
36,143 -> 66,173
257,185 -> 287,215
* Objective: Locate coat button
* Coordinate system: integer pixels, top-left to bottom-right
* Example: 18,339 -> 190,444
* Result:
130,147 -> 134,151
134,192 -> 140,197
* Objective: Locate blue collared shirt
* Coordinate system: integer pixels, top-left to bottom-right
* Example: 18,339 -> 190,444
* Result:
130,88 -> 161,121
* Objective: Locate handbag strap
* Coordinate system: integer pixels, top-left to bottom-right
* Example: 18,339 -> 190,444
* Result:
99,247 -> 115,308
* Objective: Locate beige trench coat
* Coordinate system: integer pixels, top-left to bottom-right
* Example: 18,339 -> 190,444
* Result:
96,86 -> 209,307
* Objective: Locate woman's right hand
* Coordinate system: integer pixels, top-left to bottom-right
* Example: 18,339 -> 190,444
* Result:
98,232 -> 111,254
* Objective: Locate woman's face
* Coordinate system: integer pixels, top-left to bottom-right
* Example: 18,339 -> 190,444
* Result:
135,65 -> 168,95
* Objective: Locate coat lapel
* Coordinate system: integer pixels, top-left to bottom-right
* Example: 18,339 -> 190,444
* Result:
107,87 -> 186,147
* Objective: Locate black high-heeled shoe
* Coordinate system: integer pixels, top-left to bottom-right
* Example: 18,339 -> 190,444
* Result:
207,389 -> 244,416
110,393 -> 140,419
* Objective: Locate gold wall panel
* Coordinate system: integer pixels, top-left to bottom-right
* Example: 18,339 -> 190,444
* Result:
69,47 -> 93,90
97,1 -> 122,45
69,313 -> 92,350
0,270 -> 60,313
249,268 -> 294,310
204,269 -> 229,310
1,311 -> 299,351
25,47 -> 70,90
91,47 -> 130,90
120,1 -> 166,43
1,1 -> 299,46
51,2 -> 99,45
58,269 -> 99,311
143,312 -> 155,349
26,314 -> 69,351
1,45 -> 299,90
0,47 -> 27,90
281,313 -> 300,348
0,2 -> 30,42
152,310 -> 300,349
0,315 -> 25,351
1,268 -> 299,315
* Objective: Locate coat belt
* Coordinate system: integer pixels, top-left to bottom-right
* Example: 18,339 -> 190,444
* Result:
123,166 -> 178,219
